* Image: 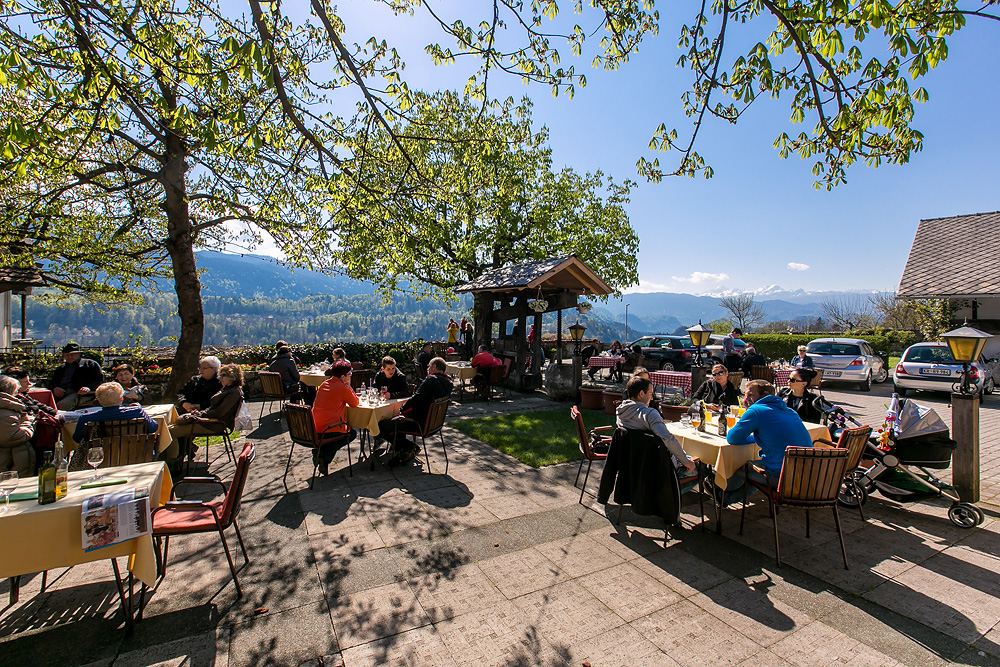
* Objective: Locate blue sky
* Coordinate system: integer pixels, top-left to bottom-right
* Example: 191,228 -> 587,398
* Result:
256,2 -> 1000,295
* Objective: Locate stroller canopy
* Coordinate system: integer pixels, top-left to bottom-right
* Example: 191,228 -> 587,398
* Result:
896,399 -> 949,439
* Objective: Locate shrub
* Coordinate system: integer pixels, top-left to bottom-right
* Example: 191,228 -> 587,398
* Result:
744,330 -> 921,361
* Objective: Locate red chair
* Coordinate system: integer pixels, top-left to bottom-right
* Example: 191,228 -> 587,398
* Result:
152,442 -> 256,597
571,406 -> 612,503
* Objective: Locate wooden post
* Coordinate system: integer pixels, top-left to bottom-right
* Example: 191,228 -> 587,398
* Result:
516,303 -> 527,390
531,311 -> 542,376
951,393 -> 980,502
557,309 -> 563,363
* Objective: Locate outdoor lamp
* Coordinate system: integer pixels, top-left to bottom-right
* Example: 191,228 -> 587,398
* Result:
569,321 -> 587,356
687,320 -> 713,367
942,323 -> 992,394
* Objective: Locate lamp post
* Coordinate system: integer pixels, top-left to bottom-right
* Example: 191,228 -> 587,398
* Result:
569,321 -> 587,398
942,322 -> 992,503
625,303 -> 630,343
686,320 -> 714,395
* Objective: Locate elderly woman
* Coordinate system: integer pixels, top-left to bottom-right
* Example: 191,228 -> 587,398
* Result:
168,364 -> 244,461
0,375 -> 35,477
312,362 -> 359,475
790,345 -> 814,369
176,356 -> 223,415
113,363 -> 148,405
73,382 -> 157,443
691,363 -> 740,413
778,368 -> 825,423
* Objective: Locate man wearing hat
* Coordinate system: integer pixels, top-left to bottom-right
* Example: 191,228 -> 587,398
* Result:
48,343 -> 105,410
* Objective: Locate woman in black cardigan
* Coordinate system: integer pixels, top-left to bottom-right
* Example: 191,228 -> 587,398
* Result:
691,363 -> 740,412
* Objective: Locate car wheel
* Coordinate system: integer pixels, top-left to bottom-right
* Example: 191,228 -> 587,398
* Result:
894,385 -> 907,397
985,377 -> 996,395
858,374 -> 871,392
659,361 -> 675,371
873,365 -> 888,383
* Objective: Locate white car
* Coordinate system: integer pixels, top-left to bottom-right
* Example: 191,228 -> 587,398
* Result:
805,337 -> 888,392
893,342 -> 998,396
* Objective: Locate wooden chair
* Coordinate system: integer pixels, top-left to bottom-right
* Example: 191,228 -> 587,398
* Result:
807,368 -> 825,395
727,372 -> 744,392
749,366 -> 773,382
84,417 -> 153,441
283,403 -> 355,490
815,425 -> 873,520
350,369 -> 375,391
90,434 -> 157,467
152,442 -> 255,597
739,446 -> 851,569
388,396 -> 451,474
415,360 -> 427,380
257,371 -> 301,420
571,405 -> 612,503
486,364 -> 506,401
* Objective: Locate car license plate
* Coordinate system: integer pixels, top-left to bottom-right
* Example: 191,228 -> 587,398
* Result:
920,368 -> 951,376
825,370 -> 841,378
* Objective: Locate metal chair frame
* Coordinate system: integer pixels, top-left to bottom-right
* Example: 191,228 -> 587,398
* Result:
388,396 -> 451,474
571,405 -> 612,503
815,425 -> 872,521
283,403 -> 353,490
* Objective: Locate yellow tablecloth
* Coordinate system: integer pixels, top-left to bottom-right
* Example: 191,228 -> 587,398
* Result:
666,420 -> 833,489
445,362 -> 477,381
0,461 -> 172,587
345,398 -> 406,437
61,404 -> 178,456
299,372 -> 328,388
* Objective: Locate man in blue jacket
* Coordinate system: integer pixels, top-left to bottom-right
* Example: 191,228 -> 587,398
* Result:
727,379 -> 813,490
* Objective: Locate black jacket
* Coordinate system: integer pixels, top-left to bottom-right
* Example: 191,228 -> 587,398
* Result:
400,373 -> 452,425
374,369 -> 410,398
177,374 -> 223,411
48,358 -> 104,394
597,428 -> 682,525
416,351 -> 433,376
268,352 -> 300,385
692,379 -> 739,406
777,388 -> 825,423
740,353 -> 768,376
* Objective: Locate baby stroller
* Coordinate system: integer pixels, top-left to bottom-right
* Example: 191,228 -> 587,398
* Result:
831,398 -> 985,528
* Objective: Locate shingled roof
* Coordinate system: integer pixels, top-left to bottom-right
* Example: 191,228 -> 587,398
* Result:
898,212 -> 1000,299
455,255 -> 612,295
0,265 -> 43,292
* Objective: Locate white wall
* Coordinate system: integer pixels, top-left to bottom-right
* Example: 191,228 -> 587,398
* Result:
1,291 -> 10,350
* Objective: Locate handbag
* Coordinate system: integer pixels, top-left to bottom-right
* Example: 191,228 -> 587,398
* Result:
234,401 -> 253,432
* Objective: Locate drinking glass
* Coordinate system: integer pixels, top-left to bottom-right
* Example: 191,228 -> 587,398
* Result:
691,416 -> 701,429
87,446 -> 105,481
680,415 -> 691,428
726,415 -> 736,428
0,471 -> 17,512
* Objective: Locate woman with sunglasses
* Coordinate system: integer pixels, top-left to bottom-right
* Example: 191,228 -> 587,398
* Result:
778,368 -> 824,423
691,363 -> 740,413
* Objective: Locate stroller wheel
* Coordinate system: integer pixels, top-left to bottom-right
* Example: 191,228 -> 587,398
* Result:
838,479 -> 867,508
973,505 -> 986,526
948,502 -> 980,529
850,468 -> 876,494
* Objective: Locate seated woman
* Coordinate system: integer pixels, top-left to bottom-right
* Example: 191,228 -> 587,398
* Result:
790,345 -> 814,369
691,364 -> 740,413
176,356 -> 223,415
777,368 -> 825,424
609,340 -> 625,356
311,362 -> 359,475
73,381 -> 158,443
374,356 -> 409,399
0,375 -> 35,477
113,363 -> 148,405
168,364 -> 244,461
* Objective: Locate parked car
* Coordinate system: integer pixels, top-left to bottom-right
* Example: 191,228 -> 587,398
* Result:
706,334 -> 746,365
627,335 -> 700,371
893,342 -> 998,396
804,337 -> 888,392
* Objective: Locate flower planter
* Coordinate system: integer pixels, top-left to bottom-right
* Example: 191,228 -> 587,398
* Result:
579,386 -> 605,410
602,390 -> 623,415
659,404 -> 690,422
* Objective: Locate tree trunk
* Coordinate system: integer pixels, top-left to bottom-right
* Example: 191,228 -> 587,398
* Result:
161,133 -> 204,397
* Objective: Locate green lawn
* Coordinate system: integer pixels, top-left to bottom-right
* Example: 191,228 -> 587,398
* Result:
450,408 -> 616,467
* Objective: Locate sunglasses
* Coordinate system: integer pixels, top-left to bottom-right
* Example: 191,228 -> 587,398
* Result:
712,371 -> 727,377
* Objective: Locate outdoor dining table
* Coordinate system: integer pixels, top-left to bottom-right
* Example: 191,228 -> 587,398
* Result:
299,371 -> 328,388
587,355 -> 625,369
445,361 -> 478,401
650,370 -> 692,394
772,367 -> 793,388
1,461 -> 173,631
60,403 -> 178,456
345,397 -> 406,438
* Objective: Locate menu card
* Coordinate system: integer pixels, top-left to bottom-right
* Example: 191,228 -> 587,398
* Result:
81,487 -> 151,552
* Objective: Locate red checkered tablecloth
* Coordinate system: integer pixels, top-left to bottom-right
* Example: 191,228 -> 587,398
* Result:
650,370 -> 692,394
773,368 -> 792,388
588,356 -> 625,369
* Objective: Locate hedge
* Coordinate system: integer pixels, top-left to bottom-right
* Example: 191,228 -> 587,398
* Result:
743,330 -> 921,361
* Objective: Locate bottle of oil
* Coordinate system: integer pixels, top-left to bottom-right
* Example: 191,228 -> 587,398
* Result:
54,442 -> 69,500
38,451 -> 56,504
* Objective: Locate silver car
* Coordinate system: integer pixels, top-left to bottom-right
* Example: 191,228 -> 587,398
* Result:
805,337 -> 888,392
893,342 -> 998,396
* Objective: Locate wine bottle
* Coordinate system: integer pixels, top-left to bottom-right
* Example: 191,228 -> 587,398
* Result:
38,451 -> 57,505
697,400 -> 707,433
55,443 -> 69,500
717,404 -> 728,437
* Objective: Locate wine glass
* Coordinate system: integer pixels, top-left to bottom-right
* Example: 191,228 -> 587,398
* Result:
87,446 -> 105,481
0,471 -> 18,512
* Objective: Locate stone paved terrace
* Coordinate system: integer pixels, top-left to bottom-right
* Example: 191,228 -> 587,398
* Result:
2,382 -> 1000,667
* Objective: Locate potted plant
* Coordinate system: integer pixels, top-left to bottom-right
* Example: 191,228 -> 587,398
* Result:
528,298 -> 548,313
602,381 -> 625,415
577,301 -> 593,315
579,381 -> 605,410
658,391 -> 692,422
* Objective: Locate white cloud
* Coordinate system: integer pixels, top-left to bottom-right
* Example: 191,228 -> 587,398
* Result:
624,280 -> 677,294
671,271 -> 730,284
787,262 -> 810,271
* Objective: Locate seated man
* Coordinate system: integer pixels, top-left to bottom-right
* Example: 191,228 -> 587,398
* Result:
374,356 -> 410,399
616,376 -> 696,475
268,345 -> 302,393
72,381 -> 158,444
470,345 -> 502,395
377,357 -> 453,466
48,342 -> 105,410
726,379 -> 813,492
415,342 -> 434,378
739,344 -> 767,376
